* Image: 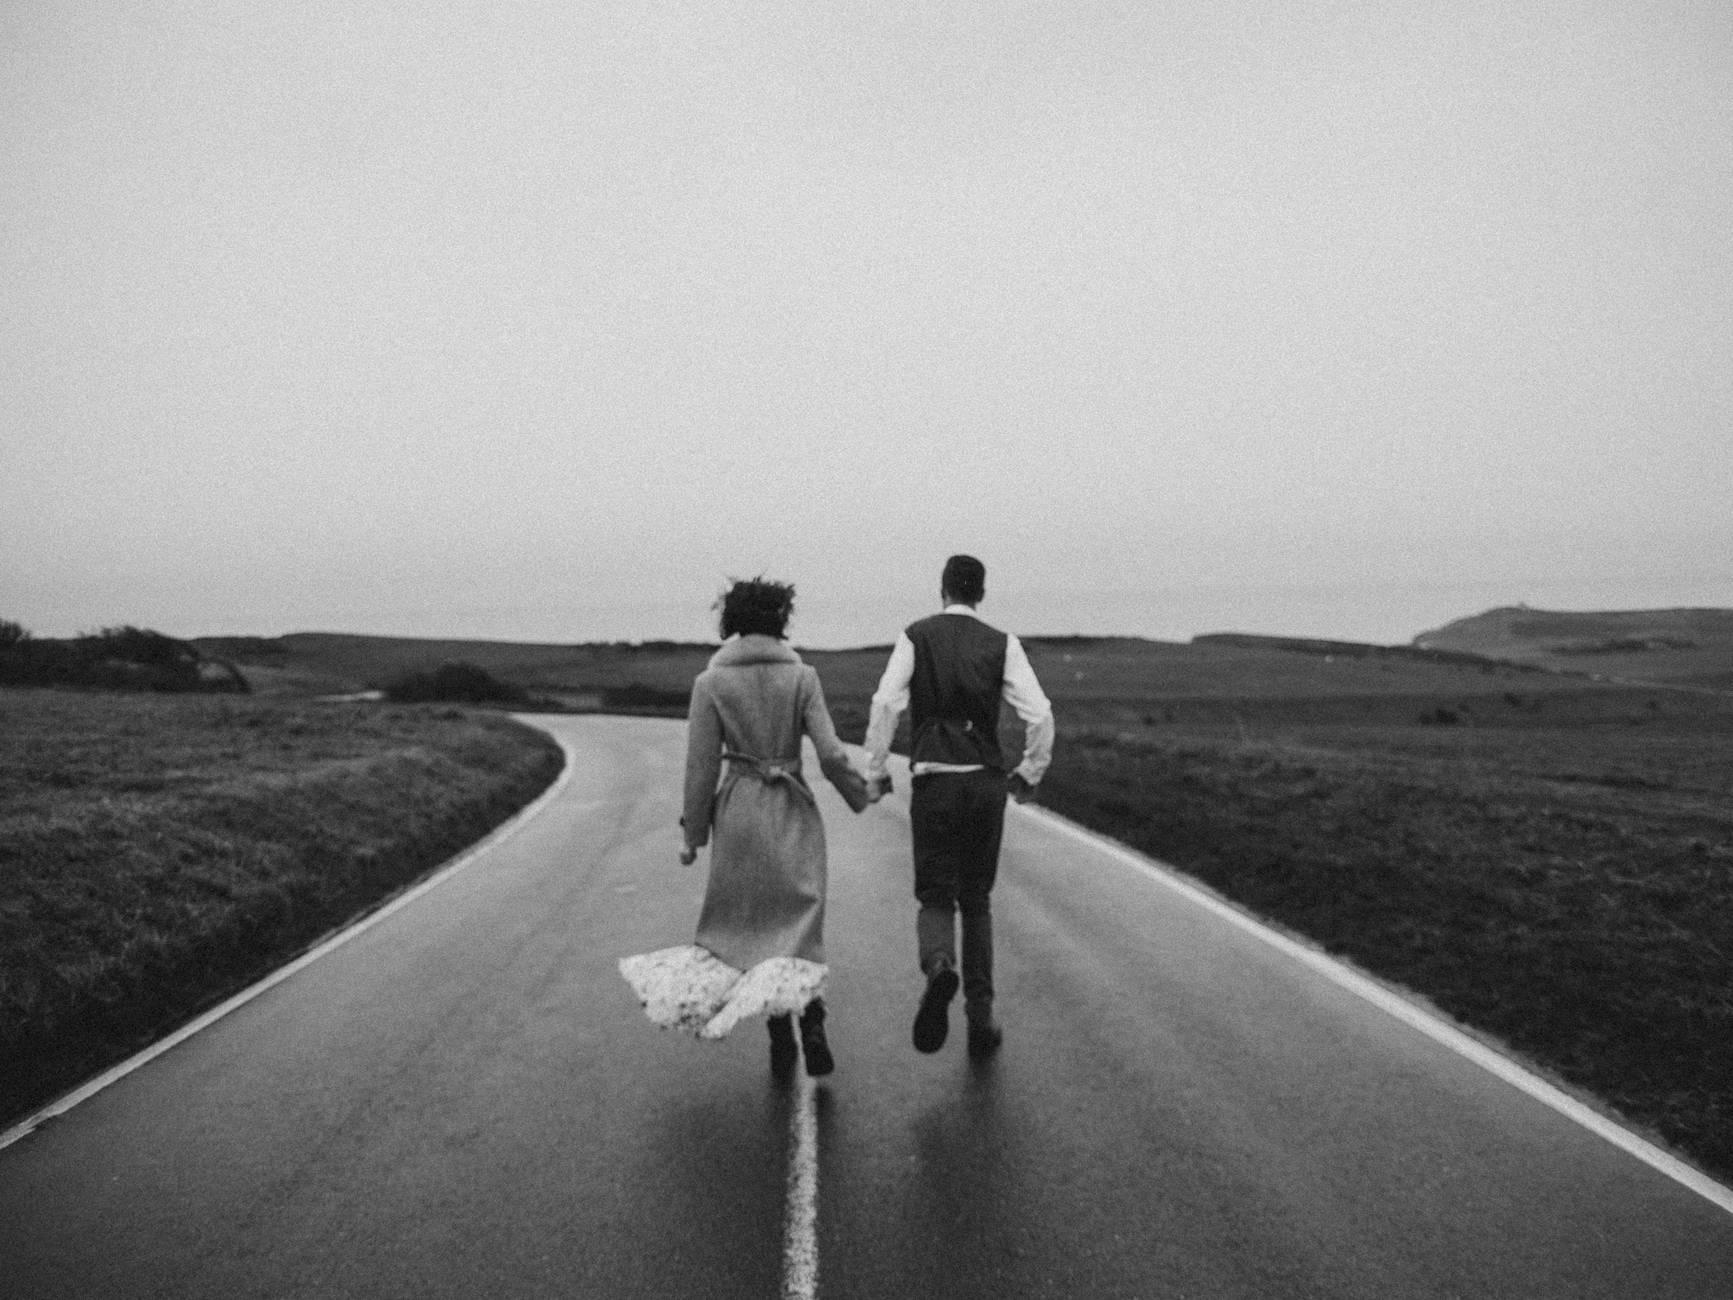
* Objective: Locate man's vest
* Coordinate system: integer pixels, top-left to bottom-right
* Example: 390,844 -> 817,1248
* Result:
906,613 -> 1008,770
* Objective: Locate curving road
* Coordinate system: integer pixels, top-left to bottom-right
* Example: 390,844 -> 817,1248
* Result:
2,715 -> 1731,1298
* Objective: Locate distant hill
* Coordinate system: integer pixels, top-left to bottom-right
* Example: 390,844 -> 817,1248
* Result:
1413,607 -> 1733,688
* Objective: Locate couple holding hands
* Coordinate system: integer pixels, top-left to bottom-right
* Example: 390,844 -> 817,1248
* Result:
620,555 -> 1054,1080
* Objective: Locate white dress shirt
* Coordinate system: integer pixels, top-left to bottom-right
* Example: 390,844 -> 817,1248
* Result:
864,605 -> 1054,784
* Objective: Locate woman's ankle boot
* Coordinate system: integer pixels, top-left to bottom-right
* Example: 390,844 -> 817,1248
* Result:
798,999 -> 835,1077
767,1014 -> 797,1080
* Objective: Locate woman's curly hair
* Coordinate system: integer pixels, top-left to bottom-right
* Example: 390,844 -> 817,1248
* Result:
716,576 -> 796,640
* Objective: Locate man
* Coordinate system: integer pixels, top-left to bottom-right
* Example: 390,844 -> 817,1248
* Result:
864,555 -> 1054,1058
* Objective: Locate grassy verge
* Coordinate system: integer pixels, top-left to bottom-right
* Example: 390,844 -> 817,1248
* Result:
1039,718 -> 1733,1184
0,689 -> 563,1126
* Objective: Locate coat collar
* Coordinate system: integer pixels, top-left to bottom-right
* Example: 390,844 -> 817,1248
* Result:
709,634 -> 802,668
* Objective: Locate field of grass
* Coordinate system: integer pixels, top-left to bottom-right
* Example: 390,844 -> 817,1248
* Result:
0,688 -> 563,1126
1036,705 -> 1733,1183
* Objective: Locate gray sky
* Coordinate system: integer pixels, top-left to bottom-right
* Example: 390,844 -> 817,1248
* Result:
4,1 -> 1730,648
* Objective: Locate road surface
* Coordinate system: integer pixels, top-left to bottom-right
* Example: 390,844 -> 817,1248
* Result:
3,714 -> 1731,1298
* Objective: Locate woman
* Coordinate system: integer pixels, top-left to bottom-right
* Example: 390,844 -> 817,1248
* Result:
619,578 -> 874,1078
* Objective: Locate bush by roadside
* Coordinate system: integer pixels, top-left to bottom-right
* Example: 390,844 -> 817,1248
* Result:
599,682 -> 691,713
377,663 -> 686,715
380,660 -> 532,705
0,689 -> 563,1126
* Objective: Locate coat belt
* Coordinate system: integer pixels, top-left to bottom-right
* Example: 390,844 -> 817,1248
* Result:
721,751 -> 815,805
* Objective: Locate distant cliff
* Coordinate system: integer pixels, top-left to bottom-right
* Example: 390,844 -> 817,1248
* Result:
1413,607 -> 1733,687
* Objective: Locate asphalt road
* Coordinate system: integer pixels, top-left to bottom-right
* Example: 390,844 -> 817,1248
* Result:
3,714 -> 1731,1298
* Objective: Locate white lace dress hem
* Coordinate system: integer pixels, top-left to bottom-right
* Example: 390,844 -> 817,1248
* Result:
618,944 -> 827,1039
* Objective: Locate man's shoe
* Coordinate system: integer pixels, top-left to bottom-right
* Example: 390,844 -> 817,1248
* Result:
966,1018 -> 1003,1060
768,1014 -> 798,1081
798,999 -> 835,1077
912,964 -> 960,1054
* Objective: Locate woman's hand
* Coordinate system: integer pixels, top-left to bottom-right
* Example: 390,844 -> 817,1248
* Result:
679,845 -> 699,866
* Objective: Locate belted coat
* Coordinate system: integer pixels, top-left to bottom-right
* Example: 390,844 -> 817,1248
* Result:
681,635 -> 871,970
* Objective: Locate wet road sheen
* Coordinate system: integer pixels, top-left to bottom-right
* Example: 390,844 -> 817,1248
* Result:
2,715 -> 1731,1298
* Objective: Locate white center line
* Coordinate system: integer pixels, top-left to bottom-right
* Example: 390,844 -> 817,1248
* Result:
782,1071 -> 821,1300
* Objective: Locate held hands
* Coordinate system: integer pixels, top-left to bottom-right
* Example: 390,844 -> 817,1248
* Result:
865,772 -> 894,804
1007,773 -> 1038,804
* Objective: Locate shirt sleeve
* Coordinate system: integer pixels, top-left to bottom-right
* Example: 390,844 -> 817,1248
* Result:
1002,634 -> 1054,785
863,632 -> 915,779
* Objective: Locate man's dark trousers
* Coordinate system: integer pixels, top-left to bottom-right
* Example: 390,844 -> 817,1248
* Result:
911,768 -> 1007,1018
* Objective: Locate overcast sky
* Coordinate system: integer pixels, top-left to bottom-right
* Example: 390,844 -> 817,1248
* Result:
4,1 -> 1730,647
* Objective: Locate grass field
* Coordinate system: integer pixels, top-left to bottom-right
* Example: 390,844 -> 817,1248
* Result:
0,689 -> 563,1127
1035,710 -> 1733,1181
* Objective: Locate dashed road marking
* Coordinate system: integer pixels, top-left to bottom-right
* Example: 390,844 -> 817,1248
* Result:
782,1071 -> 821,1299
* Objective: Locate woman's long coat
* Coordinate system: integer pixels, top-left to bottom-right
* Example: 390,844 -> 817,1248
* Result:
682,635 -> 871,970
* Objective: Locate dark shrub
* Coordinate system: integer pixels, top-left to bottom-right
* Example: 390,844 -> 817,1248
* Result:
601,682 -> 692,711
77,627 -> 202,691
0,622 -> 225,692
381,662 -> 530,705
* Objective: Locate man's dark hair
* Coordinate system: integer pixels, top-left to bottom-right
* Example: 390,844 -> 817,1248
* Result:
941,554 -> 986,605
717,577 -> 795,639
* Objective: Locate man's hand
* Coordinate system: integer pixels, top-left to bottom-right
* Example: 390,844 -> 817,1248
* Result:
679,845 -> 699,866
866,773 -> 894,803
1007,773 -> 1038,804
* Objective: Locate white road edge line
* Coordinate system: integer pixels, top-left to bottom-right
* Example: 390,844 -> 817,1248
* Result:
0,727 -> 579,1153
1016,803 -> 1733,1219
782,1072 -> 821,1300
